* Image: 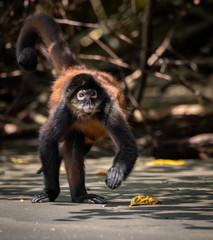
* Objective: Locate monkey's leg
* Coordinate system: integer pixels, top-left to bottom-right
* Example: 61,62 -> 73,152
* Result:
63,132 -> 107,204
32,126 -> 62,202
36,145 -> 63,174
32,101 -> 72,203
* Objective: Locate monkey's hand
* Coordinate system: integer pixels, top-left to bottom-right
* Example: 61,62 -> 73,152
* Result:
106,166 -> 125,190
32,189 -> 59,203
75,194 -> 107,204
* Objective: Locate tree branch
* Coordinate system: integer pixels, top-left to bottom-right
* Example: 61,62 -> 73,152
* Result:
55,18 -> 100,28
136,0 -> 153,103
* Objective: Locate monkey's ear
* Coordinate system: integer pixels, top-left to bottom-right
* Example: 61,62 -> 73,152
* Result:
65,88 -> 73,101
17,47 -> 38,71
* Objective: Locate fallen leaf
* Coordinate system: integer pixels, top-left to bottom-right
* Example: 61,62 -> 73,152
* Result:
96,171 -> 107,176
144,159 -> 185,166
129,195 -> 162,207
10,157 -> 29,164
20,199 -> 24,202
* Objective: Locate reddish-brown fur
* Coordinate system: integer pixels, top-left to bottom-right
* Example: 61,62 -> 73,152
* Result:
63,138 -> 85,194
17,14 -> 137,203
49,66 -> 126,144
49,66 -> 126,111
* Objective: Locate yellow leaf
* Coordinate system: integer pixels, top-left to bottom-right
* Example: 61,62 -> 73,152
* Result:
144,159 -> 185,166
20,199 -> 24,202
129,195 -> 162,207
10,157 -> 29,164
96,171 -> 107,176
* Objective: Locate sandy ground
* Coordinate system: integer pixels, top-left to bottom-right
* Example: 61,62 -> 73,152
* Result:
0,148 -> 213,240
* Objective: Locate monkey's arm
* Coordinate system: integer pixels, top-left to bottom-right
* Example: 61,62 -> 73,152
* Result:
103,103 -> 138,190
32,100 -> 72,202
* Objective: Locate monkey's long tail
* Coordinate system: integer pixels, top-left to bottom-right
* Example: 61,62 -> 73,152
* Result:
16,13 -> 78,74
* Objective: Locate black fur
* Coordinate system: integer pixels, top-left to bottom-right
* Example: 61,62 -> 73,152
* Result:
16,13 -> 78,73
17,47 -> 37,71
66,73 -> 104,100
103,102 -> 138,189
32,100 -> 72,203
17,14 -> 138,205
62,130 -> 107,204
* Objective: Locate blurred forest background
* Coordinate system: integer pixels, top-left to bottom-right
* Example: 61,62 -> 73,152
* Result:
0,0 -> 213,159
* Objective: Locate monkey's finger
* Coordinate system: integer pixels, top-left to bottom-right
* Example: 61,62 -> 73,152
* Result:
86,197 -> 106,204
105,168 -> 114,188
39,197 -> 50,202
111,173 -> 122,189
81,195 -> 107,204
93,196 -> 107,204
106,167 -> 124,190
32,196 -> 50,203
110,170 -> 120,189
32,192 -> 50,203
32,197 -> 49,203
106,168 -> 116,189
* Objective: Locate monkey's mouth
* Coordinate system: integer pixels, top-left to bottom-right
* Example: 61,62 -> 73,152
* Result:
83,105 -> 95,114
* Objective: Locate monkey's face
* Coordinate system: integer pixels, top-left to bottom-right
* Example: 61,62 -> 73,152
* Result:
74,88 -> 101,115
65,74 -> 105,117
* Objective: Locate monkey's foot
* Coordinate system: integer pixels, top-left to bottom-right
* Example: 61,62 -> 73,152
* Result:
75,194 -> 107,204
106,166 -> 124,190
32,190 -> 58,203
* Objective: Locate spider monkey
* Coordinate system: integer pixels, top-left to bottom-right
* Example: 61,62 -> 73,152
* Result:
16,14 -> 138,204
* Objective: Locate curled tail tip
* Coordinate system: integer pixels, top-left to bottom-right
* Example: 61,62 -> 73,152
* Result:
16,13 -> 78,73
17,47 -> 38,72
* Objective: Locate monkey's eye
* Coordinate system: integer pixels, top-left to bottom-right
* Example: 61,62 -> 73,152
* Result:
77,91 -> 85,101
90,90 -> 97,98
